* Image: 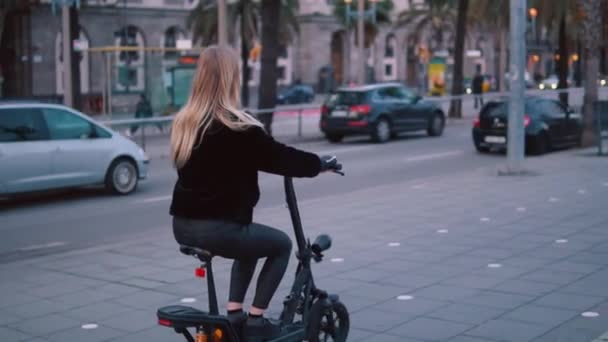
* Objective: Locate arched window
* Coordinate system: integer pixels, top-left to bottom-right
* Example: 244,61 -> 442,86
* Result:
163,26 -> 187,60
114,25 -> 145,92
383,34 -> 397,80
385,34 -> 396,58
55,28 -> 90,95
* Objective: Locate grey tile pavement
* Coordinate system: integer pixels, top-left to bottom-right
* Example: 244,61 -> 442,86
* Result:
2,149 -> 608,341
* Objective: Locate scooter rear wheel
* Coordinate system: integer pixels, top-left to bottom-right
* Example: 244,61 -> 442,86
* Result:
307,301 -> 349,342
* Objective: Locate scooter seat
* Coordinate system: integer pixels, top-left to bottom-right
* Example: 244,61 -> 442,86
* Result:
179,245 -> 214,262
157,305 -> 227,328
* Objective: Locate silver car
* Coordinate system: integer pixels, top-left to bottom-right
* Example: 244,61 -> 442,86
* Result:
0,102 -> 149,196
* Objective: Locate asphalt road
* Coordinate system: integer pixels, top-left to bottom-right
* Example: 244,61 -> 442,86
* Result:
0,122 -> 507,263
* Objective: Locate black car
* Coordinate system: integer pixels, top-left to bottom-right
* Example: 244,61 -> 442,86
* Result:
320,83 -> 446,143
276,84 -> 315,105
472,97 -> 582,155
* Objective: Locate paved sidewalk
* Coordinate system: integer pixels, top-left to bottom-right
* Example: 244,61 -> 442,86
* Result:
1,149 -> 608,342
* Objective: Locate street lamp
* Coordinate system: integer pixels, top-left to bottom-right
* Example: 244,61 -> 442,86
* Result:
529,7 -> 538,44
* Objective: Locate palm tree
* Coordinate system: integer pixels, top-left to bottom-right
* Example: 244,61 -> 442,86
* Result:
257,0 -> 300,134
468,0 -> 509,91
187,0 -> 259,106
396,0 -> 457,55
448,0 -> 469,119
332,0 -> 394,48
577,0 -> 602,147
530,0 -> 578,104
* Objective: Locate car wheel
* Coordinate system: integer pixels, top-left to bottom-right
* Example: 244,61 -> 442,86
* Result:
326,134 -> 344,143
529,132 -> 550,155
105,158 -> 138,195
427,113 -> 445,137
372,118 -> 391,143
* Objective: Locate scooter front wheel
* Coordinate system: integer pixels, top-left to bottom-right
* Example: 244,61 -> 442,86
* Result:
306,301 -> 349,342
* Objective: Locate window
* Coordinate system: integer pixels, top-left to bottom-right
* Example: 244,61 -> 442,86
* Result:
385,35 -> 396,58
538,100 -> 566,119
326,91 -> 367,106
0,108 -> 48,142
42,108 -> 95,140
385,64 -> 393,76
115,25 -> 145,92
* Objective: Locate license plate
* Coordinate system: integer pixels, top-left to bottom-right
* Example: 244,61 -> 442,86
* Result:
485,136 -> 506,144
332,110 -> 348,117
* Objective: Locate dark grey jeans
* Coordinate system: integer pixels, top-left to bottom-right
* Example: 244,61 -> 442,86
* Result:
172,217 -> 292,309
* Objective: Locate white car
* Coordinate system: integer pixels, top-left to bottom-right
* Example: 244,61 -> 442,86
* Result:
0,102 -> 149,196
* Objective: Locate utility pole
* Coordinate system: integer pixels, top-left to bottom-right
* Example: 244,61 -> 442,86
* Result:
507,0 -> 526,173
218,0 -> 227,46
61,4 -> 73,107
357,0 -> 365,85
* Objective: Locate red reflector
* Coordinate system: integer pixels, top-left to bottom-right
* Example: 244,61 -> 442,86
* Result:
347,120 -> 368,127
195,267 -> 206,278
349,104 -> 371,115
321,105 -> 329,115
158,319 -> 172,327
524,114 -> 531,127
473,114 -> 480,128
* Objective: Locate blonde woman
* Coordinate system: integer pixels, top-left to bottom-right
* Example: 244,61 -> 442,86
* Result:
170,46 -> 338,340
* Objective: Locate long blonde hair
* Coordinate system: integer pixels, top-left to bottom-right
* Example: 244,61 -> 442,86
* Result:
170,45 -> 262,168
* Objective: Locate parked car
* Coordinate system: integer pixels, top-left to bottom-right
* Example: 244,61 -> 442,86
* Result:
276,84 -> 315,105
320,83 -> 446,143
0,102 -> 149,196
538,74 -> 572,90
472,97 -> 582,155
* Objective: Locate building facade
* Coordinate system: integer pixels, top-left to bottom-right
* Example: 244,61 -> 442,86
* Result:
2,0 -> 510,113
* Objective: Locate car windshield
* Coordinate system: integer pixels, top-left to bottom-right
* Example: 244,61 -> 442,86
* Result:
326,91 -> 366,106
481,100 -> 538,117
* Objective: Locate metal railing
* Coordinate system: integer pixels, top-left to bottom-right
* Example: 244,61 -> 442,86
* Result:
100,87 -> 608,150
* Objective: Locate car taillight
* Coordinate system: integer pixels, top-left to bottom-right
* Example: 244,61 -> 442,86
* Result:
524,114 -> 531,127
473,114 -> 480,128
321,105 -> 329,115
349,104 -> 371,115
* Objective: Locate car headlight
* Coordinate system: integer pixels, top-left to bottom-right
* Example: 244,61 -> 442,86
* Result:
466,88 -> 472,94
539,84 -> 545,90
138,147 -> 148,160
601,79 -> 607,86
551,84 -> 557,89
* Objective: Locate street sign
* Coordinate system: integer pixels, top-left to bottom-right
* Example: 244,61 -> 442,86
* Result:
176,39 -> 192,50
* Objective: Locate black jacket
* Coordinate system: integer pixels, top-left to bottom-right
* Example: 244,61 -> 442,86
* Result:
472,74 -> 484,94
170,123 -> 322,224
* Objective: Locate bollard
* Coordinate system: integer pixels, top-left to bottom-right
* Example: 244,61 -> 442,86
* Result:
298,108 -> 303,137
141,123 -> 146,151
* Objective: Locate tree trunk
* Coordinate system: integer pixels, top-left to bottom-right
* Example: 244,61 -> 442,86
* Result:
579,0 -> 602,147
257,0 -> 280,135
557,14 -> 568,105
240,2 -> 249,107
448,0 -> 469,119
499,29 -> 507,92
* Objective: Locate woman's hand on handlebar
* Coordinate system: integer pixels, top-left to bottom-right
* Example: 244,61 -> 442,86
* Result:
320,155 -> 344,175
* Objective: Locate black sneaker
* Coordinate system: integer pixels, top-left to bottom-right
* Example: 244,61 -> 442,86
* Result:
227,311 -> 247,328
243,316 -> 281,341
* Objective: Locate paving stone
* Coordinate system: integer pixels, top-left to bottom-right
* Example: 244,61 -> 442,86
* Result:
532,292 -> 606,311
427,303 -> 504,325
100,309 -> 157,333
387,317 -> 472,341
519,269 -> 586,286
413,285 -> 480,302
62,301 -> 134,321
443,274 -> 508,290
448,336 -> 500,342
112,290 -> 180,310
46,324 -> 124,342
0,326 -> 31,341
0,292 -> 39,309
458,291 -> 534,310
466,319 -> 551,342
501,305 -> 578,328
491,279 -> 561,297
9,314 -> 80,336
371,297 -> 449,316
350,308 -> 416,333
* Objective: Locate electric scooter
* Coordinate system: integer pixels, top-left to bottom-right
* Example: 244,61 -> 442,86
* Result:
157,165 -> 349,342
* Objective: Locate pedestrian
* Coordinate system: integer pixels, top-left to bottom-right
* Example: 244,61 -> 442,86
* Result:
129,93 -> 162,136
472,66 -> 484,109
169,46 -> 338,340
